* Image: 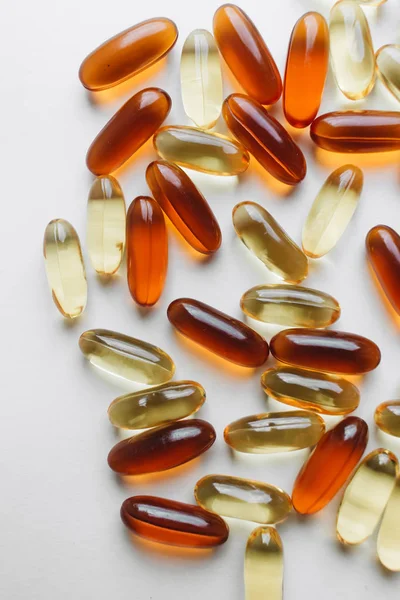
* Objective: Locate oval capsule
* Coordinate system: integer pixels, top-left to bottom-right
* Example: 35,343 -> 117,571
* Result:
375,401 -> 400,437
376,45 -> 400,103
366,225 -> 400,315
245,527 -> 284,600
377,477 -> 400,571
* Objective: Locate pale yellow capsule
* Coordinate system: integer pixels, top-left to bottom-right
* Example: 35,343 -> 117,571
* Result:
245,527 -> 283,600
377,477 -> 400,571
180,29 -> 223,129
43,219 -> 87,319
357,0 -> 387,5
375,401 -> 400,437
376,45 -> 400,104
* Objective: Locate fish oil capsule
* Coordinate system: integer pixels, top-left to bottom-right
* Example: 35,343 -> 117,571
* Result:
302,165 -> 363,258
121,496 -> 229,548
245,527 -> 283,600
146,161 -> 221,254
108,381 -> 205,430
195,475 -> 292,524
87,176 -> 126,275
270,328 -> 381,375
337,449 -> 398,545
167,298 -> 269,368
180,29 -> 223,129
223,94 -> 307,185
375,401 -> 400,437
79,329 -> 175,386
153,126 -> 250,176
107,418 -> 215,475
366,225 -> 400,315
377,477 -> 400,571
224,410 -> 325,454
86,88 -> 171,175
233,202 -> 308,284
261,367 -> 360,416
283,12 -> 329,128
292,416 -> 368,514
43,219 -> 87,319
376,45 -> 400,103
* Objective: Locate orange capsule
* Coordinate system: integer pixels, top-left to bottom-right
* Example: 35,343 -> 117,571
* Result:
126,196 -> 167,307
366,225 -> 400,315
86,88 -> 171,175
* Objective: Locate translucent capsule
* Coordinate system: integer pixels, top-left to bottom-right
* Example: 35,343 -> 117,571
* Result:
245,527 -> 283,600
376,45 -> 400,103
87,176 -> 126,275
232,202 -> 308,284
224,410 -> 325,454
79,329 -> 175,386
337,449 -> 398,545
43,219 -> 87,319
366,225 -> 400,315
180,29 -> 223,129
377,477 -> 400,571
195,475 -> 292,524
241,284 -> 340,328
302,165 -> 363,258
375,401 -> 400,437
153,126 -> 250,176
358,0 -> 387,5
108,381 -> 206,430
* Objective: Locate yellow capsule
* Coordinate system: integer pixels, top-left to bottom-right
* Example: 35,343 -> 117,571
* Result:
180,29 -> 223,129
232,202 -> 308,283
195,475 -> 292,524
43,219 -> 87,319
329,1 -> 375,100
376,45 -> 400,104
302,165 -> 363,258
245,526 -> 283,600
375,401 -> 400,437
79,329 -> 175,386
153,126 -> 250,176
108,380 -> 205,429
377,476 -> 400,571
224,410 -> 325,454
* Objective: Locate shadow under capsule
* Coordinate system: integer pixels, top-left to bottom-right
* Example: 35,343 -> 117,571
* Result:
312,145 -> 400,171
123,529 -> 217,561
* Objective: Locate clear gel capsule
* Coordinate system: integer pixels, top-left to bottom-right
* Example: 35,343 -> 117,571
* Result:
378,477 -> 400,571
376,45 -> 400,104
245,527 -> 283,600
375,401 -> 400,437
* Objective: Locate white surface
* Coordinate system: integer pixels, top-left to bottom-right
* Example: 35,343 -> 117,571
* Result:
2,1 -> 400,598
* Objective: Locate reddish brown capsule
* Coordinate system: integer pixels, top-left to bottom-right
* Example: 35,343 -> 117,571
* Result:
366,225 -> 400,315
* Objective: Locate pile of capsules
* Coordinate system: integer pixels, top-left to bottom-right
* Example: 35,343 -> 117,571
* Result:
43,1 -> 400,596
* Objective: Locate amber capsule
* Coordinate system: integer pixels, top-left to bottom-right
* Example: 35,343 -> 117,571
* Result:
377,477 -> 400,571
107,418 -> 215,475
121,496 -> 229,548
146,161 -> 221,254
270,328 -> 381,375
245,527 -> 283,600
376,45 -> 400,103
167,298 -> 269,368
79,18 -> 178,91
375,401 -> 400,437
86,88 -> 171,175
366,225 -> 400,315
223,94 -> 307,185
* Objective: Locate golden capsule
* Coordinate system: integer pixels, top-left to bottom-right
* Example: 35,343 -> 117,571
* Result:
180,29 -> 223,129
377,477 -> 400,571
376,45 -> 400,104
224,410 -> 325,454
79,329 -> 175,386
195,475 -> 292,524
336,449 -> 398,546
232,202 -> 308,284
245,526 -> 283,600
43,219 -> 87,319
302,165 -> 363,258
375,401 -> 400,437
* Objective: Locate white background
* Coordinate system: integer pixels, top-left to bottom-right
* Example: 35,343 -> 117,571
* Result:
2,0 -> 400,598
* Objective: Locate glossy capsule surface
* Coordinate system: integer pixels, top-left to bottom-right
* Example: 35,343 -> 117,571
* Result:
167,298 -> 269,367
233,202 -> 308,283
245,527 -> 283,600
43,219 -> 87,319
146,161 -> 221,254
375,401 -> 400,437
377,477 -> 400,571
108,419 -> 215,475
121,496 -> 228,548
376,45 -> 400,103
292,416 -> 368,514
223,94 -> 307,185
366,225 -> 400,315
86,88 -> 171,175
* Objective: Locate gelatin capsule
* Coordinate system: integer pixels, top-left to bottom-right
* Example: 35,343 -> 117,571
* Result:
107,418 -> 215,475
302,165 -> 363,258
245,526 -> 283,600
270,328 -> 381,375
79,329 -> 175,386
377,477 -> 400,571
43,219 -> 87,319
232,202 -> 308,284
180,29 -> 223,129
146,161 -> 221,254
79,18 -> 178,91
213,4 -> 282,105
224,410 -> 325,454
87,176 -> 126,275
292,416 -> 368,514
223,94 -> 307,185
337,449 -> 398,545
126,196 -> 168,306
283,12 -> 329,128
241,284 -> 340,328
121,496 -> 229,548
261,367 -> 360,416
86,88 -> 171,175
167,298 -> 269,368
375,401 -> 400,437
376,45 -> 400,103
366,225 -> 400,315
195,475 -> 292,524
153,126 -> 249,176
108,380 -> 205,430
